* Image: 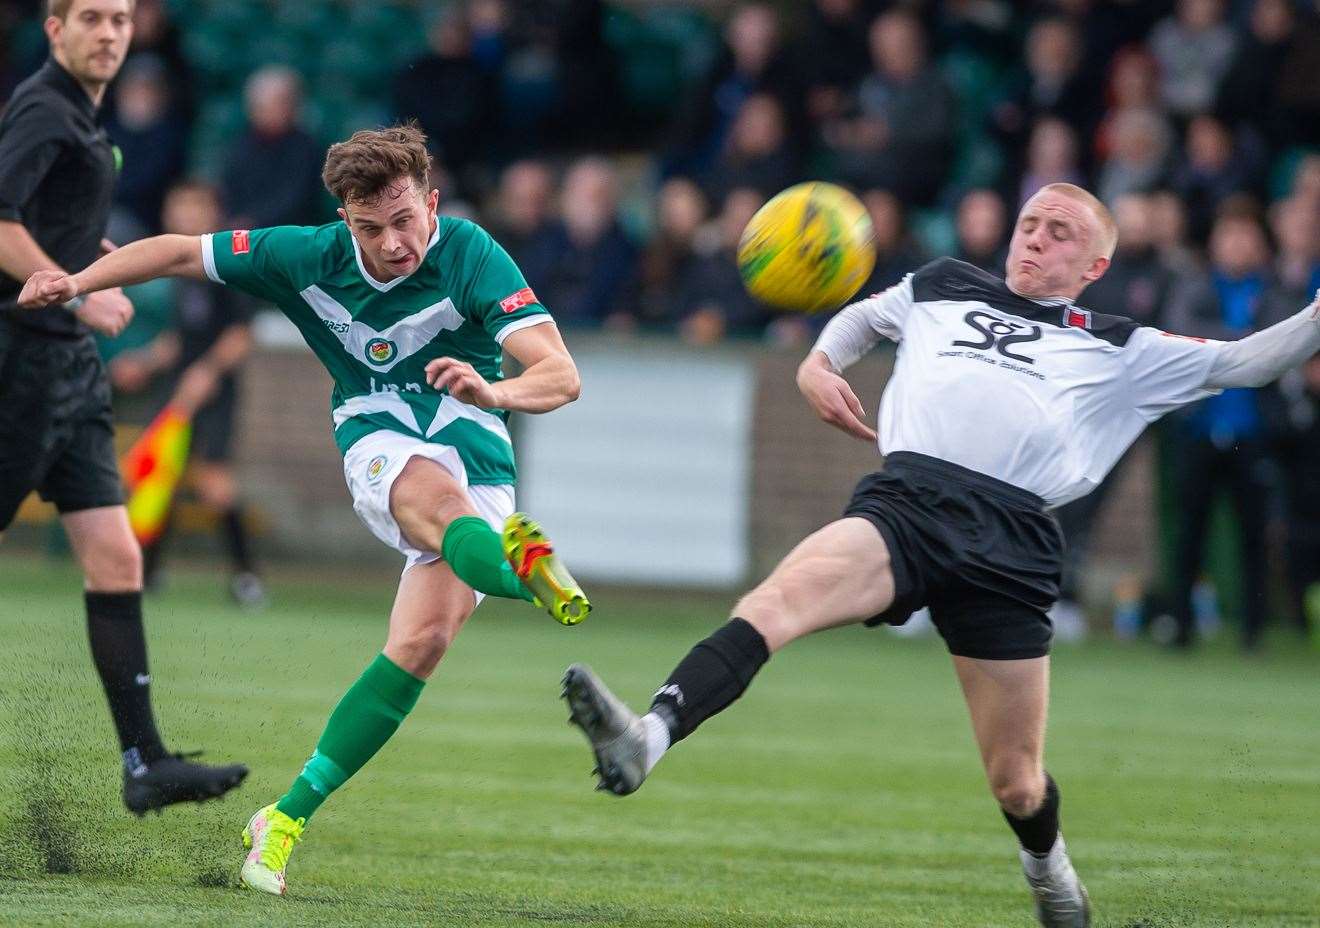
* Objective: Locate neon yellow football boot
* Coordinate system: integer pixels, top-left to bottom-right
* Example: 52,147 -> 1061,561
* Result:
240,803 -> 304,896
502,513 -> 591,626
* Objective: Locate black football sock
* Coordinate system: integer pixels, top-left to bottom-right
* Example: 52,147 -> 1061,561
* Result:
648,618 -> 770,743
221,505 -> 255,574
85,591 -> 167,769
1003,772 -> 1060,855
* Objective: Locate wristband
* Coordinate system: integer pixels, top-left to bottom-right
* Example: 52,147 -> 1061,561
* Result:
62,295 -> 86,313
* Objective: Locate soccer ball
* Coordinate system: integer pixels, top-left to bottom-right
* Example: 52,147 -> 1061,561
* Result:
737,182 -> 876,314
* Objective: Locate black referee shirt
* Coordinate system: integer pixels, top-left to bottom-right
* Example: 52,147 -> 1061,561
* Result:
0,58 -> 118,337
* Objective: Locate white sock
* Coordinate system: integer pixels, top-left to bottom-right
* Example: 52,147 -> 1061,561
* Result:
641,712 -> 670,775
1020,834 -> 1066,879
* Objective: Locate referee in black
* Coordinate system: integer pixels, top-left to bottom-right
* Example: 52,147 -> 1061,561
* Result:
0,0 -> 246,814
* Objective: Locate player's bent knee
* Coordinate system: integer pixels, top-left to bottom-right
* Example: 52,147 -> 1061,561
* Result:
735,580 -> 803,651
990,770 -> 1045,818
386,623 -> 456,678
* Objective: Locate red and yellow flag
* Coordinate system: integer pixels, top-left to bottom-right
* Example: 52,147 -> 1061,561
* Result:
121,406 -> 192,545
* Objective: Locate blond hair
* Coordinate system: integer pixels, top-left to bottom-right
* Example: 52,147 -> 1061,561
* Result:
1036,183 -> 1118,259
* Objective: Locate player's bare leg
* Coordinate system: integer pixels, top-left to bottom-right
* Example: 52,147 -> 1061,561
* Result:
563,517 -> 894,794
392,456 -> 588,623
954,655 -> 1089,927
63,506 -> 248,814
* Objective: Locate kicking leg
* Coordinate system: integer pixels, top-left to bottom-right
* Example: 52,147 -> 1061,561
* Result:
64,505 -> 248,814
242,559 -> 474,895
953,654 -> 1089,927
392,456 -> 589,624
563,517 -> 895,795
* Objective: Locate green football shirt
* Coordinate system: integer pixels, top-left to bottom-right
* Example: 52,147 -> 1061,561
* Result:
201,218 -> 552,485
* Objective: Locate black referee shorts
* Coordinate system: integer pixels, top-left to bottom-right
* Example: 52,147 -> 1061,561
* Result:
0,319 -> 123,530
843,451 -> 1064,660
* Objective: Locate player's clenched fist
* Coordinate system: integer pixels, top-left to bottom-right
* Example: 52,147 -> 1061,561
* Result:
425,356 -> 499,408
77,290 -> 135,337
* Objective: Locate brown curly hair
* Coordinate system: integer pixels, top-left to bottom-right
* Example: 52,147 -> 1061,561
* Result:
322,124 -> 432,207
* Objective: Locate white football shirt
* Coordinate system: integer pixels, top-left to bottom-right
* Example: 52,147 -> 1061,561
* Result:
815,258 -> 1224,507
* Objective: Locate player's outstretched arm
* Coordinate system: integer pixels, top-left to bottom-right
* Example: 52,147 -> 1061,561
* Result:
18,234 -> 207,309
1202,291 -> 1320,390
426,321 -> 581,413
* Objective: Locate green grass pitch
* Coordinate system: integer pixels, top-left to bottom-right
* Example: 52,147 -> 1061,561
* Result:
0,558 -> 1316,927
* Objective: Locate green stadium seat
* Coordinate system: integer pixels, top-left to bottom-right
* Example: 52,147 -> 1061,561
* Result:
604,6 -> 717,119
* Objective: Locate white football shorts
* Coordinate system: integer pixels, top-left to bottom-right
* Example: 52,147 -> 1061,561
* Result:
342,429 -> 515,579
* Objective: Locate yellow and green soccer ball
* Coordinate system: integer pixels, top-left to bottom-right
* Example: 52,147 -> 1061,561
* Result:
737,182 -> 876,314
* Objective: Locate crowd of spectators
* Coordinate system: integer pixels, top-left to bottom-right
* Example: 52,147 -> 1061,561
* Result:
3,0 -> 1319,641
11,0 -> 1320,346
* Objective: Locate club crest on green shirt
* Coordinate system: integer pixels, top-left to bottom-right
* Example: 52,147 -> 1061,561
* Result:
365,337 -> 397,365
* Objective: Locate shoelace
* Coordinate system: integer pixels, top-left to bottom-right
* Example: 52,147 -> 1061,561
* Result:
259,816 -> 305,872
514,542 -> 553,579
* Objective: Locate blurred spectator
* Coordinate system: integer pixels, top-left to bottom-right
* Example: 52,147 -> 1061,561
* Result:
105,55 -> 187,236
1163,208 -> 1279,649
700,93 -> 797,205
1055,191 -> 1178,623
110,181 -> 263,607
1260,198 -> 1320,637
680,187 -> 774,345
1082,193 -> 1174,326
991,17 -> 1100,169
931,0 -> 1017,63
859,188 -> 927,294
1096,107 -> 1173,207
468,0 -> 510,73
1215,0 -> 1296,146
1266,196 -> 1320,298
823,9 -> 956,205
1047,0 -> 1170,80
635,177 -> 708,328
1275,351 -> 1320,639
1093,47 -> 1162,162
117,0 -> 194,127
1273,0 -> 1320,147
1148,189 -> 1201,274
795,0 -> 873,125
668,3 -> 800,179
1289,153 -> 1320,209
1170,115 -> 1267,243
393,7 -> 495,184
519,157 -> 637,327
953,189 -> 1008,273
547,0 -> 622,148
1018,117 -> 1084,208
487,160 -> 556,269
1148,0 -> 1237,119
221,66 -> 323,229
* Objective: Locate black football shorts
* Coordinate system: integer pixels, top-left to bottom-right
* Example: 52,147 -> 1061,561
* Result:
843,451 -> 1064,660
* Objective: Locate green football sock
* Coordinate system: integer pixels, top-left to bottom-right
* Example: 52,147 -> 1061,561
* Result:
276,653 -> 424,822
441,515 -> 534,602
